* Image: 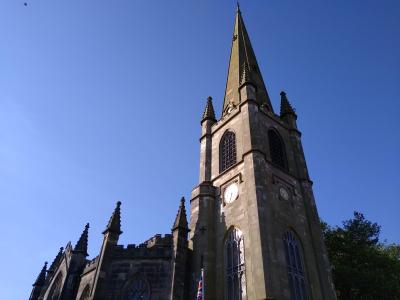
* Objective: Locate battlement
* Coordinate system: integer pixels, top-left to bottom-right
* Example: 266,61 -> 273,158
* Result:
111,234 -> 173,259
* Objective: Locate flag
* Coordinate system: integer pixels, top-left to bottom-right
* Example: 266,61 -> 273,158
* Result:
196,268 -> 204,300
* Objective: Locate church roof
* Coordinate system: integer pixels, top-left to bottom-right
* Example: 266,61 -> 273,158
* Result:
222,5 -> 272,116
103,201 -> 123,235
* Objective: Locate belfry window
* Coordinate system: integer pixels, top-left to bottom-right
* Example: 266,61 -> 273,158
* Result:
268,130 -> 287,170
283,231 -> 307,300
225,228 -> 246,300
220,131 -> 237,172
123,277 -> 150,300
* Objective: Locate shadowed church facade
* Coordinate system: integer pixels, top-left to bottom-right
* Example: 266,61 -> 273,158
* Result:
30,7 -> 336,300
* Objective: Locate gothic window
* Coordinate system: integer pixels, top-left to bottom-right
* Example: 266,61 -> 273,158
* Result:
79,285 -> 90,300
268,130 -> 287,170
48,273 -> 63,300
225,228 -> 246,300
220,131 -> 237,172
283,231 -> 307,300
123,277 -> 150,300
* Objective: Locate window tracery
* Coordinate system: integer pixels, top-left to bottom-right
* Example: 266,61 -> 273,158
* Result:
268,130 -> 287,170
225,228 -> 246,300
283,231 -> 307,300
220,131 -> 237,172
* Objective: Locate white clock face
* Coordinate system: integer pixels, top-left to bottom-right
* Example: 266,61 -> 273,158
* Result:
279,187 -> 290,201
224,183 -> 239,204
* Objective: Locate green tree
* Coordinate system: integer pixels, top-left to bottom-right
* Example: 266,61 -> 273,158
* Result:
322,212 -> 400,300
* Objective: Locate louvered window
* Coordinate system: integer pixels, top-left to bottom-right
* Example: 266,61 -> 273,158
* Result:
268,130 -> 287,170
220,131 -> 237,172
225,228 -> 246,300
283,231 -> 308,300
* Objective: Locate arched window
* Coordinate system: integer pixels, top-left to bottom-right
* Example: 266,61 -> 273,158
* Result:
225,228 -> 246,300
220,131 -> 237,172
123,277 -> 150,300
268,130 -> 287,170
283,231 -> 307,300
48,272 -> 63,300
79,285 -> 90,300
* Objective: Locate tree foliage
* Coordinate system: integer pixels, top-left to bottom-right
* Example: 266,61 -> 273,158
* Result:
322,212 -> 400,300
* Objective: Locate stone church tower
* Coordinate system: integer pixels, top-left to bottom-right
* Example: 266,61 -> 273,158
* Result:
29,7 -> 336,300
189,6 -> 336,300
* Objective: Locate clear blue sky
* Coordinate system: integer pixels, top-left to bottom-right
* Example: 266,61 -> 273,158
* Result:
1,1 -> 399,299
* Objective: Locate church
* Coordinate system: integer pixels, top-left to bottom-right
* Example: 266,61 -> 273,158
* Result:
30,6 -> 337,300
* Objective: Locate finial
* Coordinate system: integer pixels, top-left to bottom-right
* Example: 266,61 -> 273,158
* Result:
172,196 -> 189,231
280,91 -> 297,117
33,261 -> 48,286
103,201 -> 123,235
48,247 -> 64,273
74,223 -> 89,256
202,96 -> 216,123
237,2 -> 240,12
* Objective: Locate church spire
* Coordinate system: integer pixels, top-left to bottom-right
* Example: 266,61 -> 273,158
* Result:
103,201 -> 122,235
74,223 -> 89,256
172,197 -> 188,231
222,7 -> 272,116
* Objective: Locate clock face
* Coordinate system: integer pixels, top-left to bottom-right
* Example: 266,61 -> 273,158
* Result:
224,183 -> 239,204
279,187 -> 290,201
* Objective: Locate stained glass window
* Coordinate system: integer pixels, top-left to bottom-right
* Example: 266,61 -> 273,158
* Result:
225,228 -> 246,300
123,277 -> 150,300
220,131 -> 237,172
268,130 -> 287,170
283,231 -> 307,300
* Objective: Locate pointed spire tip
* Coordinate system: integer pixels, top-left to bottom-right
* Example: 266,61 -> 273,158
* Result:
222,3 -> 272,115
74,222 -> 89,256
172,196 -> 188,231
103,200 -> 123,235
280,91 -> 296,117
33,261 -> 48,286
202,96 -> 216,123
